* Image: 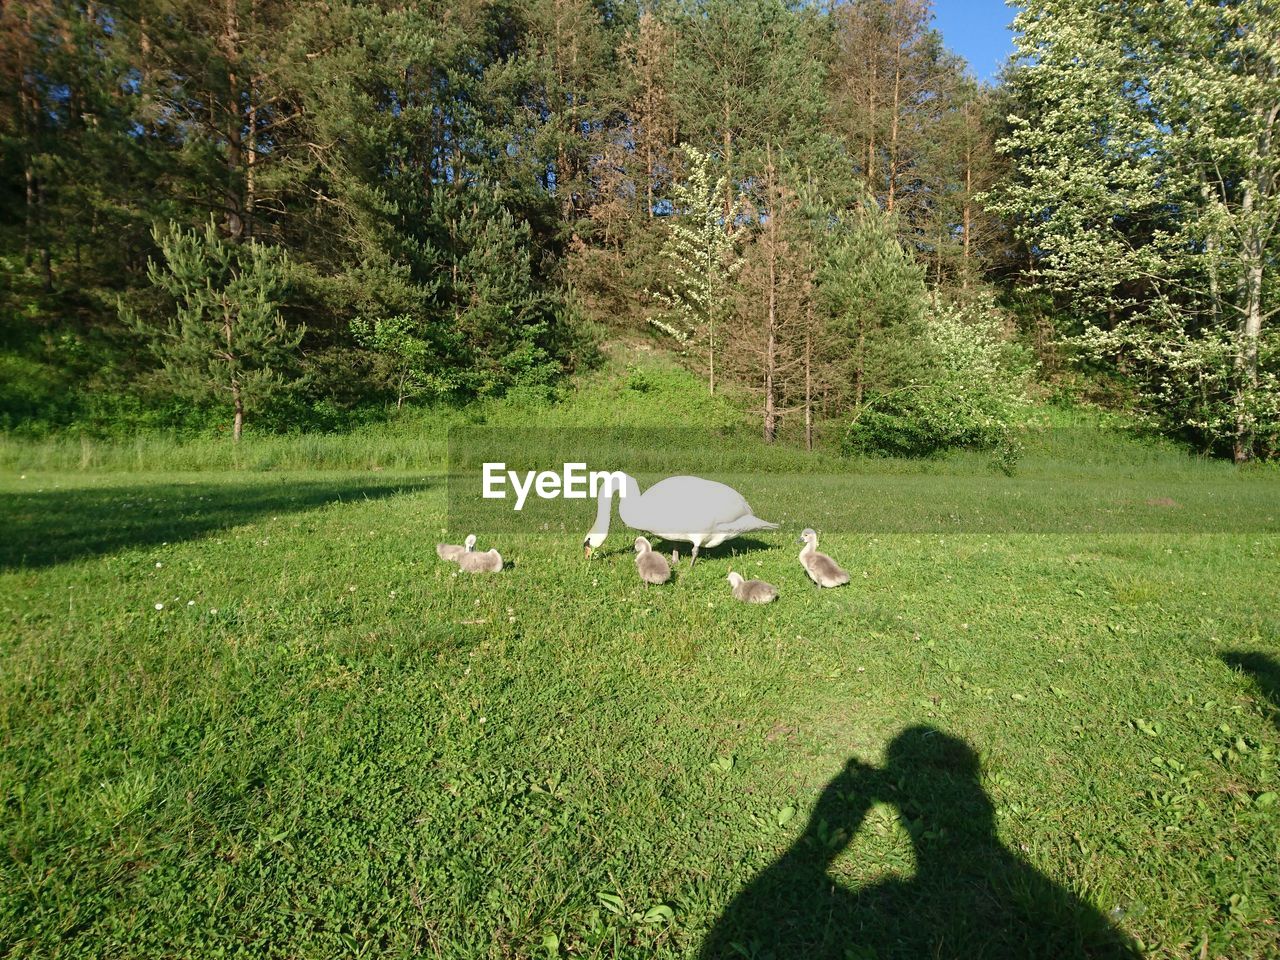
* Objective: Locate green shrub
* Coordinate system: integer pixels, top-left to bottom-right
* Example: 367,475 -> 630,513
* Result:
844,298 -> 1030,470
0,353 -> 74,433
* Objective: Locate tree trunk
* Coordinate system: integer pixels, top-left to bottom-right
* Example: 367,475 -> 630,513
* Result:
1233,183 -> 1265,464
1231,86 -> 1273,469
645,136 -> 654,219
707,240 -> 716,395
19,4 -> 34,270
887,14 -> 902,213
233,385 -> 245,442
23,165 -> 34,269
1202,184 -> 1222,329
222,0 -> 245,241
804,321 -> 814,452
709,314 -> 716,395
936,226 -> 944,285
37,182 -> 51,292
1232,91 -> 1275,462
722,97 -> 733,228
245,0 -> 258,238
139,15 -> 152,83
854,319 -> 866,408
764,226 -> 778,443
962,139 -> 973,288
1233,262 -> 1263,464
866,57 -> 877,188
245,73 -> 257,238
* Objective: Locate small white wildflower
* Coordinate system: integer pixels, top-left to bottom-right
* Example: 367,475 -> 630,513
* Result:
857,666 -> 866,673
211,608 -> 219,615
508,616 -> 516,623
474,599 -> 481,607
155,562 -> 163,568
187,600 -> 195,607
347,585 -> 356,592
155,603 -> 164,610
478,716 -> 486,724
591,579 -> 598,587
389,591 -> 397,598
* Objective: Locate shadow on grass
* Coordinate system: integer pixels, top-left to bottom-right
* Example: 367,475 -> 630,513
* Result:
1221,652 -> 1280,729
651,536 -> 777,564
585,536 -> 777,564
0,476 -> 432,570
701,726 -> 1140,960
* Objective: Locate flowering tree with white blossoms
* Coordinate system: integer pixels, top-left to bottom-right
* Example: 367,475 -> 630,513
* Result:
990,0 -> 1279,461
651,144 -> 745,394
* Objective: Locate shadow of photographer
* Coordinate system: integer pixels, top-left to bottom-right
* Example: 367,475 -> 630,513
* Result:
701,725 -> 1140,959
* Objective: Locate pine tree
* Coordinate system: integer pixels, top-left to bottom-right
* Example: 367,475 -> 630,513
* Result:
123,221 -> 303,440
818,198 -> 931,409
672,0 -> 828,222
519,0 -> 629,243
621,10 -> 678,222
732,145 -> 809,442
919,78 -> 1006,290
829,0 -> 961,228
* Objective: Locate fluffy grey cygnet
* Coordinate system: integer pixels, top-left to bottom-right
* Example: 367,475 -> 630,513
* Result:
726,570 -> 778,603
634,536 -> 671,586
798,528 -> 850,588
437,533 -> 477,562
457,537 -> 502,573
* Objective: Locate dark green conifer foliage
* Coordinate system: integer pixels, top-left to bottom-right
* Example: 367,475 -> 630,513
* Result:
123,221 -> 303,441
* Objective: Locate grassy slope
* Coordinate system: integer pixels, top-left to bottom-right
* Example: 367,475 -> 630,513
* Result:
1,352 -> 1278,959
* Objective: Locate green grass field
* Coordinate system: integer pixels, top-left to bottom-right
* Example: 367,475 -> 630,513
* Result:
2,360 -> 1278,958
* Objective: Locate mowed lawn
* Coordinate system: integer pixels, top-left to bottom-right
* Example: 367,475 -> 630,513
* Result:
1,454 -> 1278,957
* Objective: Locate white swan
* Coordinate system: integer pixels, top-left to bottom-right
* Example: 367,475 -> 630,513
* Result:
583,473 -> 777,566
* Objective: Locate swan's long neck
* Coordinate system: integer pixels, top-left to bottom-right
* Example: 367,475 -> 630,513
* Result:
589,472 -> 640,540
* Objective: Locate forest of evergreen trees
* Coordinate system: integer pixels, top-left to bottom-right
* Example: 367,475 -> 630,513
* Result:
1,0 -> 1276,460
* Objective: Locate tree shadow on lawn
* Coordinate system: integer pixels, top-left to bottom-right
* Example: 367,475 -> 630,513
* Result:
1221,652 -> 1280,729
701,726 -> 1141,960
0,476 -> 433,571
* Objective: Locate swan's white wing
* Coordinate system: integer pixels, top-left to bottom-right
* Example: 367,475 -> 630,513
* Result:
623,476 -> 777,539
711,514 -> 780,535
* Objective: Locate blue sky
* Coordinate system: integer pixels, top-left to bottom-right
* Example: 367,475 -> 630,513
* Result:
932,0 -> 1017,83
